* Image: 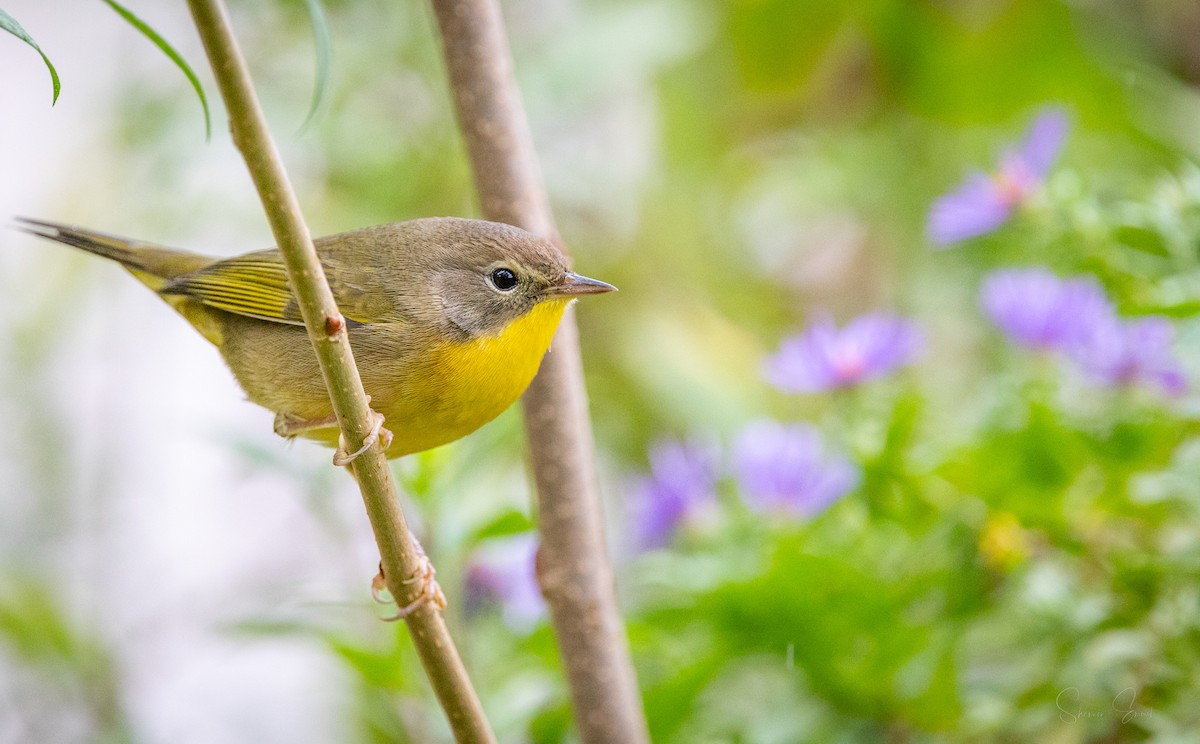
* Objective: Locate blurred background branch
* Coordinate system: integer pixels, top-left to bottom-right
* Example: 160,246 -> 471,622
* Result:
428,0 -> 649,741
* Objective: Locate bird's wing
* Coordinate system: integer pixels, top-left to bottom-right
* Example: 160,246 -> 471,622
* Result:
161,250 -> 394,326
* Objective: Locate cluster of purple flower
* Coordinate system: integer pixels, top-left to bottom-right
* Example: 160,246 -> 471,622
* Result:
982,267 -> 1186,395
628,424 -> 860,550
927,106 -> 1186,394
464,420 -> 862,623
466,415 -> 867,624
624,105 -> 1191,555
469,105 -> 1190,626
622,312 -> 926,549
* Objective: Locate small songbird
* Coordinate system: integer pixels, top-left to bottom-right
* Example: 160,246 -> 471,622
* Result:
17,216 -> 615,460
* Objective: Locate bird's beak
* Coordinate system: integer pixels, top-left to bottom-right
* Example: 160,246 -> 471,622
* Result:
543,272 -> 618,297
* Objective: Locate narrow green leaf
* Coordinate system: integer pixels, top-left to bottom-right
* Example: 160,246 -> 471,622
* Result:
298,0 -> 332,132
99,0 -> 211,139
1113,224 -> 1169,257
471,510 -> 535,543
1127,300 -> 1200,318
0,8 -> 60,104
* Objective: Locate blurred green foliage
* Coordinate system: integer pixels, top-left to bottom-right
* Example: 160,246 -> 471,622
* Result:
5,0 -> 1200,742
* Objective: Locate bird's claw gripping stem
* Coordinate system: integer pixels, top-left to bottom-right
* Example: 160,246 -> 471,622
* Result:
333,408 -> 392,466
371,540 -> 446,622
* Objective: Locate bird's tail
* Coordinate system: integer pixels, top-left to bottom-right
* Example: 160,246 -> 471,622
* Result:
14,217 -> 227,345
14,217 -> 212,289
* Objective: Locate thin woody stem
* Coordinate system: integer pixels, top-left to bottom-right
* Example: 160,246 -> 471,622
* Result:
184,1 -> 495,741
428,0 -> 650,742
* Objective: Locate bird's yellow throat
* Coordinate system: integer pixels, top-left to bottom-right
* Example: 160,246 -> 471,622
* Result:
396,297 -> 571,455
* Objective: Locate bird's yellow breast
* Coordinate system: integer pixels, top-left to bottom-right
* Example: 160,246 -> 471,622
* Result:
384,298 -> 571,456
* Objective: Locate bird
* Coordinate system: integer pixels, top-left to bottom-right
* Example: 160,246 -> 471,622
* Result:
16,216 -> 615,461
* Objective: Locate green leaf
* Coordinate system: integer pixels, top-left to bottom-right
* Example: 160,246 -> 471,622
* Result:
1128,300 -> 1200,318
471,510 -> 535,543
99,0 -> 211,139
642,653 -> 727,740
299,0 -> 332,132
0,8 -> 60,104
1113,224 -> 1169,258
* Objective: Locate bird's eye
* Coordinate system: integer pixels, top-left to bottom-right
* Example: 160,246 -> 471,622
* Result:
490,267 -> 518,291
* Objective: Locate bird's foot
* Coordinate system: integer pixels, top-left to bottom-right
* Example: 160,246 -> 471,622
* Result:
273,411 -> 337,438
371,540 -> 446,622
332,408 -> 393,466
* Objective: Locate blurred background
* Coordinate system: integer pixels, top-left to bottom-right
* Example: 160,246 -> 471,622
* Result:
3,0 -> 1200,741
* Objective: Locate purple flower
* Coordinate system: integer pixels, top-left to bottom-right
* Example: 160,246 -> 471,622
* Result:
981,268 -> 1115,351
929,108 -> 1069,244
764,313 -> 923,393
465,534 -> 545,629
1069,315 -> 1188,395
733,420 -> 858,516
980,267 -> 1188,395
630,438 -> 719,550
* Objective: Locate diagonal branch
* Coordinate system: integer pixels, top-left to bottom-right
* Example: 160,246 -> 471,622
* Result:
428,1 -> 650,742
184,1 -> 495,741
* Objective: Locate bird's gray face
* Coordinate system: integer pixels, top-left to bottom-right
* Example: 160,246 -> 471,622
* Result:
435,257 -> 616,340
